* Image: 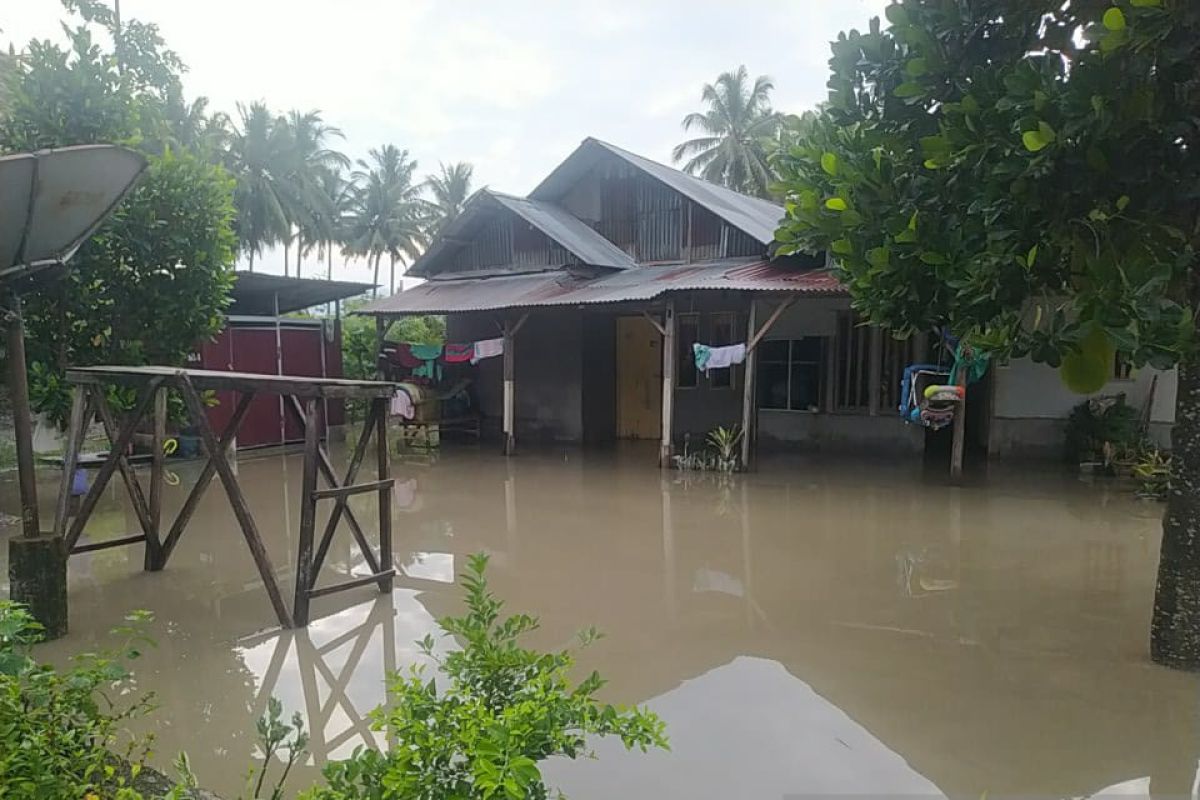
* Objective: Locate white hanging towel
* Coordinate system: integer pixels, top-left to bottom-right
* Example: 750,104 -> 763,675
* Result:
471,337 -> 505,364
700,343 -> 746,371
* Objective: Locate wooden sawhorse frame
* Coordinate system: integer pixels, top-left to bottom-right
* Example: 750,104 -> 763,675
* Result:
56,365 -> 397,628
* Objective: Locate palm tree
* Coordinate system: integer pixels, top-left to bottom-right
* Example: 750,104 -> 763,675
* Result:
423,161 -> 474,233
302,167 -> 353,280
671,66 -> 781,198
281,110 -> 349,277
225,102 -> 292,270
346,145 -> 427,296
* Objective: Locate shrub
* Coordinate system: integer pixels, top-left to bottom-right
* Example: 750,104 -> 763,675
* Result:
304,554 -> 668,800
1064,394 -> 1143,465
0,602 -> 156,799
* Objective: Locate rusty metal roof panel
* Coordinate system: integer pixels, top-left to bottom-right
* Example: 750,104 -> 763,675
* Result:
358,259 -> 844,316
529,138 -> 785,246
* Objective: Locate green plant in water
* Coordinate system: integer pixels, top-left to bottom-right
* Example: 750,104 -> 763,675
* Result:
305,553 -> 668,800
1131,447 -> 1173,501
1064,394 -> 1143,467
706,425 -> 744,474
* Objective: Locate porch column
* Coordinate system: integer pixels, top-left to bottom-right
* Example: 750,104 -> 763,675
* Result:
374,316 -> 387,379
502,312 -> 530,456
740,299 -> 759,470
741,294 -> 799,471
659,300 -> 676,468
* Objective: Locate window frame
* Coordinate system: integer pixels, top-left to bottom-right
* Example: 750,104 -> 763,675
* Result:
707,311 -> 739,391
675,312 -> 701,390
757,337 -> 826,413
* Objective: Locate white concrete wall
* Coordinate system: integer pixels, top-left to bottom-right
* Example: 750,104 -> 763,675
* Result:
990,358 -> 1176,457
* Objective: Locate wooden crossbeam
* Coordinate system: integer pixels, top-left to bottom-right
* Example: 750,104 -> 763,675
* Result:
312,478 -> 394,501
72,534 -> 146,555
66,379 -> 162,551
310,403 -> 378,580
93,386 -> 160,567
179,376 -> 293,628
52,387 -> 93,538
308,569 -> 397,600
158,391 -> 256,565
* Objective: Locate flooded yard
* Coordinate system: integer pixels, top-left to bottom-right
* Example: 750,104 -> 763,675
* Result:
1,443 -> 1198,798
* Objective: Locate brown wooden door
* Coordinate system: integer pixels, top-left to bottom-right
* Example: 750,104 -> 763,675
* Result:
616,316 -> 662,439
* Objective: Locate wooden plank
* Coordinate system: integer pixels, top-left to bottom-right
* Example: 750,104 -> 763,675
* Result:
293,397 -> 322,627
746,295 -> 796,353
374,396 -> 393,593
71,533 -> 146,555
310,402 -> 379,578
67,380 -> 161,550
641,310 -> 666,337
93,385 -> 159,557
308,569 -> 397,600
158,392 -> 255,565
740,298 -> 758,471
179,377 -> 293,628
52,387 -> 91,539
868,327 -> 882,417
147,385 -> 167,570
659,300 -> 676,467
950,371 -> 967,482
286,396 -> 383,578
67,365 -> 393,400
312,478 -> 395,501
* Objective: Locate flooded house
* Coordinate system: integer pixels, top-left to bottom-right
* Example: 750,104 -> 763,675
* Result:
360,138 -> 1175,464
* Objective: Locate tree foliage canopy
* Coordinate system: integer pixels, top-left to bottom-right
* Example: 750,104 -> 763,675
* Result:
773,0 -> 1199,374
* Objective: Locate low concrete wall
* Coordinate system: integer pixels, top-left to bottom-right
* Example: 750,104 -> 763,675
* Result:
990,417 -> 1173,460
759,411 -> 925,454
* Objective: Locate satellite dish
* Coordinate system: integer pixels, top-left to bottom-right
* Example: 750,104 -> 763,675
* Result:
0,144 -> 147,285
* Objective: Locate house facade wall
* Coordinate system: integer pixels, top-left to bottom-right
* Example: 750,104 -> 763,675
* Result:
989,358 -> 1176,459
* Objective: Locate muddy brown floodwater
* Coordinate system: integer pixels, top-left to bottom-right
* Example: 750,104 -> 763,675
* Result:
1,442 -> 1198,799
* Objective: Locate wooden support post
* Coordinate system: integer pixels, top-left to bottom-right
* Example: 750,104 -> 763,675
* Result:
179,377 -> 293,628
501,312 -> 529,456
374,317 -> 387,379
52,387 -> 91,538
374,395 -> 393,593
5,292 -> 39,539
147,385 -> 167,570
950,372 -> 967,482
660,300 -> 676,468
740,299 -> 758,471
294,397 -> 322,627
93,385 -> 160,563
868,327 -> 882,416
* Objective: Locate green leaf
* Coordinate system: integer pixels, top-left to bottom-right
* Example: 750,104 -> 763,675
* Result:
894,82 -> 925,98
907,211 -> 918,231
894,228 -> 918,244
885,3 -> 909,24
1026,244 -> 1039,269
825,197 -> 848,212
1130,0 -> 1161,5
1116,195 -> 1131,211
923,159 -> 942,170
821,152 -> 839,176
920,252 -> 947,265
1103,7 -> 1126,30
1022,130 -> 1048,153
905,58 -> 929,77
832,238 -> 854,255
1037,120 -> 1058,144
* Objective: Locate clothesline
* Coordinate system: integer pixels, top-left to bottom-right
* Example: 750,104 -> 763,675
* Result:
382,337 -> 506,374
693,342 -> 747,373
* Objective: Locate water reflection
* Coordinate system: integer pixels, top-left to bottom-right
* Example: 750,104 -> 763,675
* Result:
0,445 -> 1197,799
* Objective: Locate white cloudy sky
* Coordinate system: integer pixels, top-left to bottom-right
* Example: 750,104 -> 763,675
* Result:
5,0 -> 888,285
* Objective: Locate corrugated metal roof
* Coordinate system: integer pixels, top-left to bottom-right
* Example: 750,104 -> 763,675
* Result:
230,271 -> 375,316
487,191 -> 637,271
358,259 -> 844,316
408,189 -> 636,277
529,138 -> 785,246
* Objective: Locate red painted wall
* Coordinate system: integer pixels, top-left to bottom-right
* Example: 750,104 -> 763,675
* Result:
196,320 -> 345,448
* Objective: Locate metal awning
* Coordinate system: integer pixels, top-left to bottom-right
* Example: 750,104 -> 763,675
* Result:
229,271 -> 375,316
357,259 -> 844,316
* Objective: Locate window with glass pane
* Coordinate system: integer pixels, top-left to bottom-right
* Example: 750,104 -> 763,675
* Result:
757,338 -> 824,411
676,313 -> 699,388
709,312 -> 737,389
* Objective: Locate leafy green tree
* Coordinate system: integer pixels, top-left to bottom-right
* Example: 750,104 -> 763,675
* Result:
304,554 -> 667,800
1,0 -> 237,426
772,0 -> 1200,668
424,161 -> 475,233
280,109 -> 350,278
346,145 -> 427,296
671,65 -> 781,197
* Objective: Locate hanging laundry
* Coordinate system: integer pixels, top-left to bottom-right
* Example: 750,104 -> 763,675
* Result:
471,337 -> 504,364
409,343 -> 443,361
693,342 -> 747,372
390,386 -> 415,420
443,342 -> 475,363
383,343 -> 423,369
